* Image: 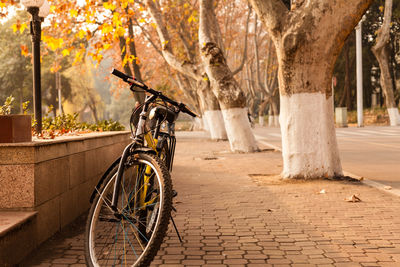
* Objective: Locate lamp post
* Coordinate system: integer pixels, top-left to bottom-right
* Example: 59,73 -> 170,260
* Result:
355,20 -> 364,127
21,0 -> 50,133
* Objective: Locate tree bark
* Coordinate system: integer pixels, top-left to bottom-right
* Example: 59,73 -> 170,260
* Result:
197,78 -> 227,140
250,0 -> 373,178
118,36 -> 144,104
339,40 -> 351,109
144,0 -> 227,138
372,0 -> 399,126
199,0 -> 258,152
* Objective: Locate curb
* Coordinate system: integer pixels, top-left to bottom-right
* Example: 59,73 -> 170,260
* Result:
255,135 -> 400,198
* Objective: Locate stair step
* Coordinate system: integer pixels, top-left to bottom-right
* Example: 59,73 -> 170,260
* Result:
0,211 -> 37,265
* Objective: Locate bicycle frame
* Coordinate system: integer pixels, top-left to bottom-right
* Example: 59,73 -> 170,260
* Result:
110,94 -> 175,213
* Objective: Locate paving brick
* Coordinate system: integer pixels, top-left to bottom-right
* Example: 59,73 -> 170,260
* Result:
18,133 -> 400,267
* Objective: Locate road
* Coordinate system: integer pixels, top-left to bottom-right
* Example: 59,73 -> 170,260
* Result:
253,125 -> 400,190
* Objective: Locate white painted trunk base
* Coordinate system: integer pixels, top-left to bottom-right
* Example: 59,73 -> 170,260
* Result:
273,115 -> 279,127
221,108 -> 258,152
280,93 -> 343,179
259,116 -> 264,126
204,110 -> 227,140
268,115 -> 274,127
268,115 -> 279,127
202,115 -> 210,132
387,107 -> 400,126
192,117 -> 204,131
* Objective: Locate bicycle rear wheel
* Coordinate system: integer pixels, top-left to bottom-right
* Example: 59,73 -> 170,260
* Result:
85,153 -> 172,267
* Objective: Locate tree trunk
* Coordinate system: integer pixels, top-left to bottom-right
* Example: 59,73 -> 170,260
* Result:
258,99 -> 268,126
197,78 -> 227,140
339,41 -> 351,108
250,0 -> 373,178
144,0 -> 227,136
199,0 -> 258,152
118,36 -> 144,104
127,18 -> 145,103
271,100 -> 279,127
372,0 -> 399,126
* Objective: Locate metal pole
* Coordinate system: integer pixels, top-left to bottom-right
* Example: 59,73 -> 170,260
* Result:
356,20 -> 364,127
28,7 -> 42,133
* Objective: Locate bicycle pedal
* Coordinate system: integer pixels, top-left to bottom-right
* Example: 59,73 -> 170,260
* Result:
172,190 -> 178,198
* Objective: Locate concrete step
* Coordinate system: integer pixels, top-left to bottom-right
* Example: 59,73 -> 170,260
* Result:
0,211 -> 37,266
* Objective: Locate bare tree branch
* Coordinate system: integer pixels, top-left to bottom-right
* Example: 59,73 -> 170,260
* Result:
145,0 -> 201,81
232,5 -> 252,76
248,0 -> 289,36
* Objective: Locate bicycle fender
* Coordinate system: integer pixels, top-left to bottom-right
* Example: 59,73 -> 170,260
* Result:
89,148 -> 156,203
89,157 -> 121,203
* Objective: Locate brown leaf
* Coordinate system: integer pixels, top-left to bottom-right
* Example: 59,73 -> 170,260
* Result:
345,194 -> 361,202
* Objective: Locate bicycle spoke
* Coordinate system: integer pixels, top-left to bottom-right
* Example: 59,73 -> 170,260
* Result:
86,155 -> 171,266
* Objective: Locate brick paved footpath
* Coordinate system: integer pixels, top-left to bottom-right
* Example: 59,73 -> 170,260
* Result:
21,132 -> 400,266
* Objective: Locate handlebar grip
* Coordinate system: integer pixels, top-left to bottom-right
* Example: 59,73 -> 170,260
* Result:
111,69 -> 132,82
111,68 -> 146,89
180,104 -> 197,117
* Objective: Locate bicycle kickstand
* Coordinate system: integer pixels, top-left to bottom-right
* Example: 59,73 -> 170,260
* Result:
171,206 -> 183,244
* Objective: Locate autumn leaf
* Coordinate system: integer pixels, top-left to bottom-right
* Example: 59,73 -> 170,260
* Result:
114,27 -> 125,38
101,23 -> 113,34
43,36 -> 64,51
20,45 -> 29,57
77,29 -> 86,39
112,12 -> 121,26
12,22 -> 28,34
50,62 -> 61,73
103,2 -> 116,11
70,9 -> 78,18
62,49 -> 70,57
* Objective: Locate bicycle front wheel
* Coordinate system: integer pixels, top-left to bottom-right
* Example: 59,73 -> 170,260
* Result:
85,153 -> 172,267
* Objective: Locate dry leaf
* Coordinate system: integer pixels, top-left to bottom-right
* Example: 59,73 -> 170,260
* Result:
345,194 -> 361,202
319,189 -> 326,194
384,186 -> 392,190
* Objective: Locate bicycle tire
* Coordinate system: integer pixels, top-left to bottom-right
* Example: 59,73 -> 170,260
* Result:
85,153 -> 172,267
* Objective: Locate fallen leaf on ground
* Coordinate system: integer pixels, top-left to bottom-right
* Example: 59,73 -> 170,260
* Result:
345,194 -> 361,202
319,189 -> 326,194
384,186 -> 392,190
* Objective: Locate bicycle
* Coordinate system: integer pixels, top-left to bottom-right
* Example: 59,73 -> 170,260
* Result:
84,69 -> 197,266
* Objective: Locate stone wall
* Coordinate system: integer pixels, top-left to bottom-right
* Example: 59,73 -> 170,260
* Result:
0,132 -> 131,245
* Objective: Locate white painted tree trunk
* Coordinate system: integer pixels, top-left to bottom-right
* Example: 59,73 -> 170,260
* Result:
268,114 -> 274,127
273,115 -> 279,127
222,108 -> 258,152
193,117 -> 204,131
250,0 -> 373,179
199,0 -> 258,152
387,108 -> 400,126
372,0 -> 398,126
280,93 -> 343,179
259,115 -> 264,126
204,110 -> 228,140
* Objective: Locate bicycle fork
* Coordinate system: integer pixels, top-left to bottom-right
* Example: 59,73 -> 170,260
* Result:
111,143 -> 134,212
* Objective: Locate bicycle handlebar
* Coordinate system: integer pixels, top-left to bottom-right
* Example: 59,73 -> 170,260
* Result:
111,68 -> 197,118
